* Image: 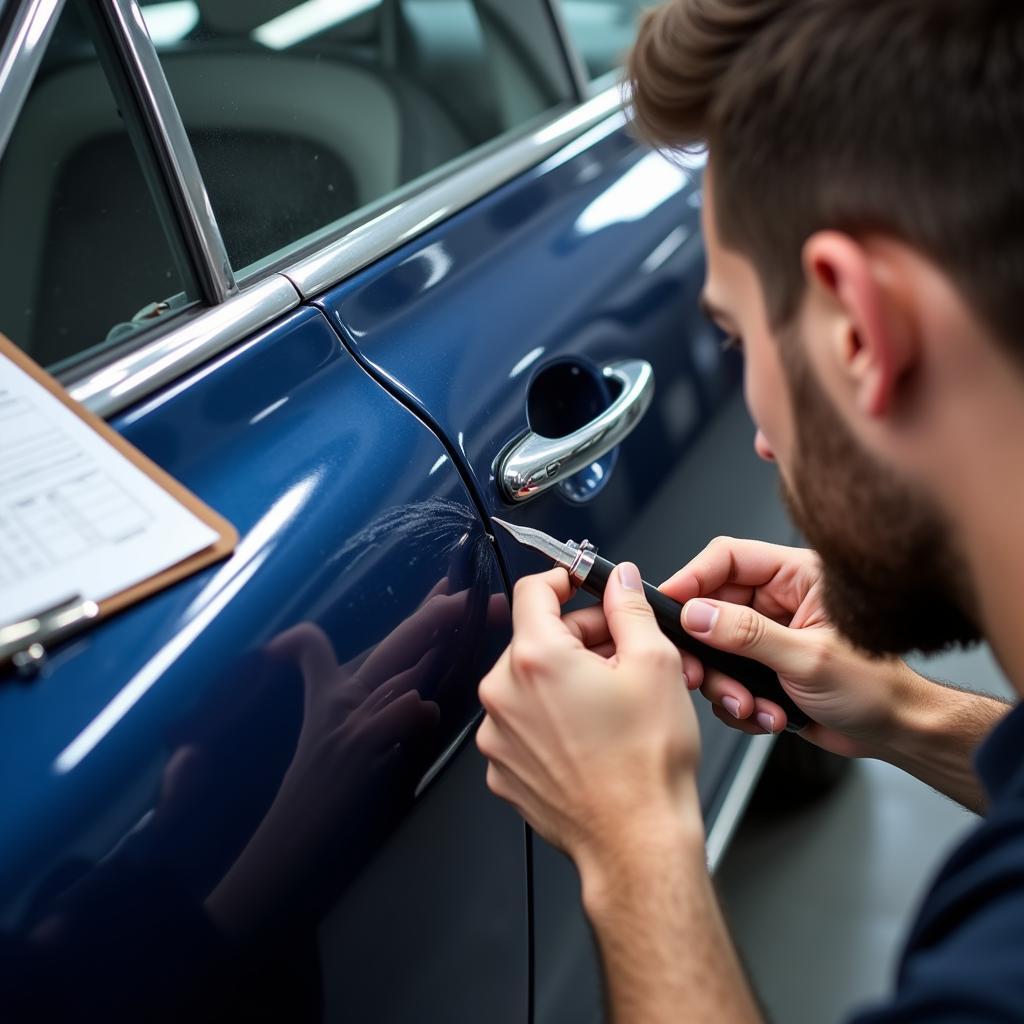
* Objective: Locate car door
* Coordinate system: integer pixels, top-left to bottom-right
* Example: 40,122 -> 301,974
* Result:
297,2 -> 795,1021
0,1 -> 528,1021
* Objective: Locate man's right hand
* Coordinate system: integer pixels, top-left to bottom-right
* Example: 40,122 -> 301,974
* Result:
660,538 -> 920,758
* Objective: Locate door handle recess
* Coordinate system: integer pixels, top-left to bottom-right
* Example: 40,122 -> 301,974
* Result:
499,359 -> 655,503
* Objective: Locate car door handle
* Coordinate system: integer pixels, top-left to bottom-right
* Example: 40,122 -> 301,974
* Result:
499,359 -> 655,502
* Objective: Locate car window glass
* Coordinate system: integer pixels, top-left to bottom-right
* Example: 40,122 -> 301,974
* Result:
141,0 -> 570,278
557,0 -> 647,83
0,1 -> 200,373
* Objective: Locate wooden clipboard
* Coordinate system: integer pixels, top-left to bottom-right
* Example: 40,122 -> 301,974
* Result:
0,332 -> 237,651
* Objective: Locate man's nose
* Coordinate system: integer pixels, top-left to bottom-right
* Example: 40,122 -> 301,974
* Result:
754,429 -> 776,463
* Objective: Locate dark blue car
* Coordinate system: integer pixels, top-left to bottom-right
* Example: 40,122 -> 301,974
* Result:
0,1 -> 798,1020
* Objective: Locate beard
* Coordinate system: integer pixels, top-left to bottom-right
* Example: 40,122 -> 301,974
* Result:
777,327 -> 980,657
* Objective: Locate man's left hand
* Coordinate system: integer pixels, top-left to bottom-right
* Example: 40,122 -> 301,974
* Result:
476,562 -> 703,876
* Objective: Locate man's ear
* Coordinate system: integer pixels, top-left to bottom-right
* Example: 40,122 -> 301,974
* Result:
801,232 -> 915,418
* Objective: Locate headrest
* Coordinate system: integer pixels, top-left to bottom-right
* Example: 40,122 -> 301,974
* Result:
197,0 -> 300,36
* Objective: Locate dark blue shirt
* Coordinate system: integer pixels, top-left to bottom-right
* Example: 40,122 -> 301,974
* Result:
851,700 -> 1024,1022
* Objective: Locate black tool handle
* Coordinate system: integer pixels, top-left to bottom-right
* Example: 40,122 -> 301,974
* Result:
580,555 -> 809,732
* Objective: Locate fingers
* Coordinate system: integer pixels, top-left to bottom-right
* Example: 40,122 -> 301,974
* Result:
681,597 -> 819,682
700,667 -> 790,734
562,605 -> 612,650
359,589 -> 470,682
603,563 -> 680,668
265,623 -> 338,712
661,536 -> 813,602
511,568 -> 575,641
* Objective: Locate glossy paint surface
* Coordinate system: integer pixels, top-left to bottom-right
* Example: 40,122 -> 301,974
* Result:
316,119 -> 793,1023
0,309 -> 525,1022
317,123 -> 745,807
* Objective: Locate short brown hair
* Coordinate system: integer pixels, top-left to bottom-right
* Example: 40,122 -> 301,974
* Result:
627,0 -> 1024,345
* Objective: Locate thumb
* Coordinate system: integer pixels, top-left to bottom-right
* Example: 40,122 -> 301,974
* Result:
604,562 -> 669,659
682,598 -> 814,678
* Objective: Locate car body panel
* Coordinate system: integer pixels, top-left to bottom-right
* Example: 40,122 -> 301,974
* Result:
0,307 -> 525,1021
314,118 -> 793,1022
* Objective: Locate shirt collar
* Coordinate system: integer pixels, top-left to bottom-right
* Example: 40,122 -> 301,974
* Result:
975,699 -> 1024,803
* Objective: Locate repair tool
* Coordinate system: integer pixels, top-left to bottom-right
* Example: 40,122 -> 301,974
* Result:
492,517 -> 809,733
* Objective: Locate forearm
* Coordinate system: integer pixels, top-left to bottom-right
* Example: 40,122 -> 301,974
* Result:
579,803 -> 762,1024
873,669 -> 1011,814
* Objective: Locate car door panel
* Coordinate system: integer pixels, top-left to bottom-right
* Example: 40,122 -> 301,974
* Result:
314,119 -> 794,1023
313,124 -> 779,805
0,308 -> 524,1022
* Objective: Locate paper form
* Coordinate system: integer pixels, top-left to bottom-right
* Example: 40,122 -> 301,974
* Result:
0,354 -> 219,624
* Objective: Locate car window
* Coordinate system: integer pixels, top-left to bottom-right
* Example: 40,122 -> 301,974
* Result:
141,0 -> 572,279
0,1 -> 200,373
557,0 -> 647,83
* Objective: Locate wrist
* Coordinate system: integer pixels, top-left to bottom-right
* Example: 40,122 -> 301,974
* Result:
577,794 -> 707,923
872,666 -> 973,762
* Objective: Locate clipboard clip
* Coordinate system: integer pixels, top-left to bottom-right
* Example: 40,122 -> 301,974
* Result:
0,595 -> 100,679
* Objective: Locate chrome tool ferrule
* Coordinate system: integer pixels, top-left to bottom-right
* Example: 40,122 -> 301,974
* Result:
560,538 -> 597,587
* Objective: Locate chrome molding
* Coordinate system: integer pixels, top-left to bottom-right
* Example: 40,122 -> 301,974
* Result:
103,0 -> 237,304
63,276 -> 299,418
285,84 -> 626,299
0,0 -> 66,160
706,734 -> 775,872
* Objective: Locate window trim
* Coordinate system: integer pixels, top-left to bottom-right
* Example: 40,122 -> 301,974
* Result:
283,86 -> 626,300
102,0 -> 236,305
63,84 -> 628,417
542,0 -> 591,101
0,0 -> 66,160
64,274 -> 299,417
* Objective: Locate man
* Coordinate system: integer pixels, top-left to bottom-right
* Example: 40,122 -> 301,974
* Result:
475,0 -> 1024,1020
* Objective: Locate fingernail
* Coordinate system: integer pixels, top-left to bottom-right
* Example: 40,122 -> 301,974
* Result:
618,562 -> 643,591
722,696 -> 741,719
683,600 -> 718,633
757,712 -> 776,734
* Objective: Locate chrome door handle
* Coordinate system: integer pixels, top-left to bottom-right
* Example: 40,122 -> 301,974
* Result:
499,359 -> 655,503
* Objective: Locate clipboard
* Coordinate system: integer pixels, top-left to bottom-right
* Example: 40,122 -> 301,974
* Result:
0,332 -> 238,676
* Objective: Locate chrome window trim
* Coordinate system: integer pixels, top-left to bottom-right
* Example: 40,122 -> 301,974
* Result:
102,0 -> 237,305
63,85 -> 629,418
284,83 -> 626,300
706,734 -> 775,872
0,0 -> 66,160
62,275 -> 299,418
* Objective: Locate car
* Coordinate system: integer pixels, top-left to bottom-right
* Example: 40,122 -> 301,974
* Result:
0,1 -> 799,1020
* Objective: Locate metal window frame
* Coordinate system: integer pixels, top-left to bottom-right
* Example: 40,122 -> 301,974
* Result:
100,0 -> 236,305
1,0 -> 630,418
0,0 -> 66,160
541,0 -> 591,100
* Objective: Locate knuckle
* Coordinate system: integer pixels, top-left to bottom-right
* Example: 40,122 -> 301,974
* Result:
733,608 -> 766,651
477,672 -> 499,711
476,718 -> 495,758
512,576 -> 534,602
802,635 -> 833,678
510,639 -> 548,677
637,639 -> 679,672
485,763 -> 502,796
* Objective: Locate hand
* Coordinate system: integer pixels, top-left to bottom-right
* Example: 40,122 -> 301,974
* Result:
476,564 -> 702,872
661,537 -> 917,757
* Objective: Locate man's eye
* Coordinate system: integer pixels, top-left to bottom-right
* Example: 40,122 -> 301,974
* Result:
720,334 -> 743,352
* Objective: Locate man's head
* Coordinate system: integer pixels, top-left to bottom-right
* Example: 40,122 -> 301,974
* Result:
628,0 -> 1024,655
